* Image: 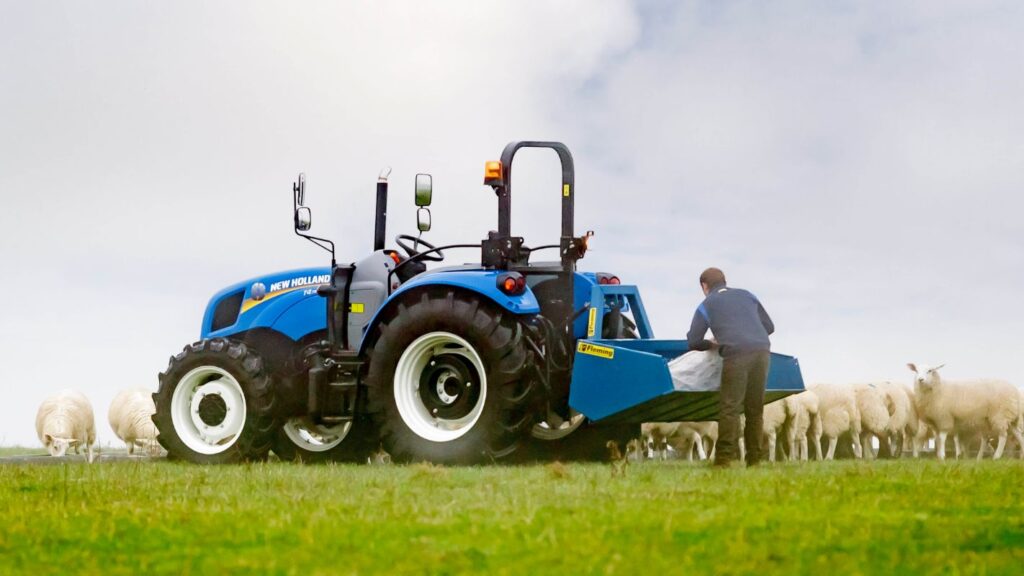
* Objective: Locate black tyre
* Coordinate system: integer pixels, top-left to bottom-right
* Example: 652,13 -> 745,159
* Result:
272,416 -> 376,463
153,338 -> 278,464
365,289 -> 537,464
517,310 -> 641,462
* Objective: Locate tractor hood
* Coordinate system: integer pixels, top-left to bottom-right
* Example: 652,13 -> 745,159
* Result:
200,266 -> 332,339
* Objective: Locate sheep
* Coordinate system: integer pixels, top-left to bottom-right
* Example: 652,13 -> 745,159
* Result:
36,389 -> 96,462
1017,388 -> 1024,458
853,383 -> 890,460
783,390 -> 822,461
641,422 -> 679,460
108,388 -> 159,456
668,422 -> 718,461
908,363 -> 1024,460
901,384 -> 932,458
810,384 -> 863,460
874,381 -> 914,458
762,399 -> 788,463
697,421 -> 719,460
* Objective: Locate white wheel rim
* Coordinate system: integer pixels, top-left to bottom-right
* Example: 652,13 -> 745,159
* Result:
282,417 -> 351,453
394,331 -> 487,442
170,366 -> 247,455
531,410 -> 586,440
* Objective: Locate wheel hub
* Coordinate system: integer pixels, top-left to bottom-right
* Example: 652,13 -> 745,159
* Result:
197,393 -> 228,426
419,354 -> 480,421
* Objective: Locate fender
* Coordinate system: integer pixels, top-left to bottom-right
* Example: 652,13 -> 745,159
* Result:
201,267 -> 331,341
358,269 -> 541,354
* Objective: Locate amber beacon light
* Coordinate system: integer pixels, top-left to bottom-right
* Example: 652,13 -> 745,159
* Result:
484,161 -> 503,186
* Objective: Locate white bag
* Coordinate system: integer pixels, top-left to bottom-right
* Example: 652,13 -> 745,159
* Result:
668,351 -> 723,392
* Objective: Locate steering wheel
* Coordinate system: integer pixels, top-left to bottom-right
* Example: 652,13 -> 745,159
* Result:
395,234 -> 444,262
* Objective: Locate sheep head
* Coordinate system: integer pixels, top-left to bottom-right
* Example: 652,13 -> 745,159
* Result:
907,363 -> 946,392
44,434 -> 75,457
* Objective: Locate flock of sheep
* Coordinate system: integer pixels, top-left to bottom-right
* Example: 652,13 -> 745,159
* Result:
34,388 -> 159,462
30,363 -> 1024,464
641,364 -> 1024,462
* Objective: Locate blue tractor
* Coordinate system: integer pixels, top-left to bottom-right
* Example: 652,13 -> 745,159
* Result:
153,141 -> 805,464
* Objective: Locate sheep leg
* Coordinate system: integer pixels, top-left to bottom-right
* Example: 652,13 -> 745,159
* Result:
860,433 -> 874,460
954,434 -> 963,460
851,434 -> 864,459
86,444 -> 94,464
1011,427 -> 1024,460
977,436 -> 986,461
936,431 -> 948,460
695,433 -> 707,460
736,437 -> 743,462
826,437 -> 837,460
767,432 -> 776,463
993,432 -> 1007,460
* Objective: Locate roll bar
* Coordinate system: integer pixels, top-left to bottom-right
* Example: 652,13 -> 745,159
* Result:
491,141 -> 575,241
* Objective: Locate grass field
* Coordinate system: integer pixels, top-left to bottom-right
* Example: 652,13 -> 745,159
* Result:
1,457 -> 1022,575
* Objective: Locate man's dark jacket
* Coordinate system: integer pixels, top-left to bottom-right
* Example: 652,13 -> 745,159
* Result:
687,283 -> 774,358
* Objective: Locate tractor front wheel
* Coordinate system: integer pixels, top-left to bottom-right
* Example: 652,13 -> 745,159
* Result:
153,339 -> 278,463
365,290 -> 537,464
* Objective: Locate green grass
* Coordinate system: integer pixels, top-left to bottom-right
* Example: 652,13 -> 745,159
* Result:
0,459 -> 1022,575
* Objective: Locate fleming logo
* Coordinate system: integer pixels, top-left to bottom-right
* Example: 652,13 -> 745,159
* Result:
577,341 -> 614,359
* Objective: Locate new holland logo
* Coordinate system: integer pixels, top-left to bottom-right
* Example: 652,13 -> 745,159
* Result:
577,341 -> 614,359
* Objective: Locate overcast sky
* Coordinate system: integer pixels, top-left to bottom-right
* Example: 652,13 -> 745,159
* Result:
2,1 -> 1022,446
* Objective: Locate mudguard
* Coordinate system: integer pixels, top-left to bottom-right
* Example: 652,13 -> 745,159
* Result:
358,269 -> 541,354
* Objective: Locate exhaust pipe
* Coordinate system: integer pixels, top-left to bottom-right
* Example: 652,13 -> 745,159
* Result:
374,167 -> 391,251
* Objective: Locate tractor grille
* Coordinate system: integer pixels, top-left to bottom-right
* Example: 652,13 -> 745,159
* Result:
210,291 -> 244,332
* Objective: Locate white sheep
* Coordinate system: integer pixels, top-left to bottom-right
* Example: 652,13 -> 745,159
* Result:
108,388 -> 160,456
783,391 -> 822,461
908,363 -> 1024,460
875,381 -> 914,458
762,399 -> 788,463
641,422 -> 679,460
668,421 -> 718,461
900,384 -> 932,458
1017,388 -> 1024,458
811,384 -> 863,460
853,383 -> 890,460
36,389 -> 96,462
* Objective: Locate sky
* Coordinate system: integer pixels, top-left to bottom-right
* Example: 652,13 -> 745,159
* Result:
1,1 -> 1022,446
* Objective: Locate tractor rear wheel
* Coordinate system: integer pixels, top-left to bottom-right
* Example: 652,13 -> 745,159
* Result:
365,289 -> 537,464
153,339 -> 278,463
272,416 -> 376,463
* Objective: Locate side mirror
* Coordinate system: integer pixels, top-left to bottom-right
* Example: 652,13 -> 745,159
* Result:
294,173 -> 306,206
417,208 -> 432,232
295,207 -> 312,231
415,173 -> 432,207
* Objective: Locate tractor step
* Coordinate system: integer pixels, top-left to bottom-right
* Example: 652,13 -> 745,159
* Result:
569,339 -> 805,423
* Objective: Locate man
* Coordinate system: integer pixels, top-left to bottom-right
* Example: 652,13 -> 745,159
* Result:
687,267 -> 774,467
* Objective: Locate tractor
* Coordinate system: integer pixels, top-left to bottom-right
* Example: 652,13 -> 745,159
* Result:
152,141 -> 806,464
